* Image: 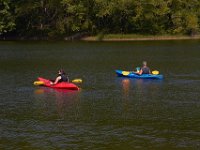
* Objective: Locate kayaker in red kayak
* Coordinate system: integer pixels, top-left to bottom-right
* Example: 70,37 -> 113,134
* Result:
51,69 -> 69,85
138,61 -> 151,75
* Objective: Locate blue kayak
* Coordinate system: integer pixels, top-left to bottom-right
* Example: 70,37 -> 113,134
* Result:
116,70 -> 164,79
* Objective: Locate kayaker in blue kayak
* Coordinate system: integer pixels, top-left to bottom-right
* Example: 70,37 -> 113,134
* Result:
51,69 -> 69,85
138,61 -> 151,75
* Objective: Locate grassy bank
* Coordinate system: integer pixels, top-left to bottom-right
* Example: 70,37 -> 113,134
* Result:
82,34 -> 200,41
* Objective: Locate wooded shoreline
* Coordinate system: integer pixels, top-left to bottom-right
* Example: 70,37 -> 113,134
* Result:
82,34 -> 200,41
1,34 -> 200,41
1,1 -> 200,40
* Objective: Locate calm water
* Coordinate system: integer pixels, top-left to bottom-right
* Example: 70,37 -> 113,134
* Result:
0,40 -> 200,149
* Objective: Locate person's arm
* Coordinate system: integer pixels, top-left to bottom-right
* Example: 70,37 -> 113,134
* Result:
138,69 -> 143,75
52,76 -> 61,85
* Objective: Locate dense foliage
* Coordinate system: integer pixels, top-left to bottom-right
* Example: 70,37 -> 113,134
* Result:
1,0 -> 200,38
0,0 -> 15,34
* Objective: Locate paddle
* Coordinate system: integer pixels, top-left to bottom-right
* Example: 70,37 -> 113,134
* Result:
122,67 -> 141,76
72,79 -> 82,83
33,78 -> 82,86
122,71 -> 131,76
152,70 -> 159,75
122,70 -> 160,76
33,81 -> 44,86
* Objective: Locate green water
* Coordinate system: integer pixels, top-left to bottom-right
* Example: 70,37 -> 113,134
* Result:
0,40 -> 200,149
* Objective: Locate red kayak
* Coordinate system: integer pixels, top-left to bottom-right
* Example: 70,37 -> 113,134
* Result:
38,77 -> 79,90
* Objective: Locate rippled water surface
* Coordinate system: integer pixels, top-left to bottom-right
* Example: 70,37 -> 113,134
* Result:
0,40 -> 200,149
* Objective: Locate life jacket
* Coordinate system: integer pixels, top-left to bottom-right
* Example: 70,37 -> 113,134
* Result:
141,67 -> 150,74
58,74 -> 69,82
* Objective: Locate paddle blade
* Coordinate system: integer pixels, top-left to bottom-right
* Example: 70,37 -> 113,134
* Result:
152,70 -> 159,75
136,67 -> 140,72
33,81 -> 44,86
122,71 -> 130,76
72,79 -> 82,83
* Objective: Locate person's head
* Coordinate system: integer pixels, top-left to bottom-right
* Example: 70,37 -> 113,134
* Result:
58,69 -> 65,75
143,61 -> 147,66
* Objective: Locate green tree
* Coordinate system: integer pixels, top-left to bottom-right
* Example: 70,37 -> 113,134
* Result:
169,0 -> 200,35
185,14 -> 199,35
134,0 -> 171,34
1,0 -> 200,38
61,0 -> 94,35
14,0 -> 64,37
0,0 -> 15,34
